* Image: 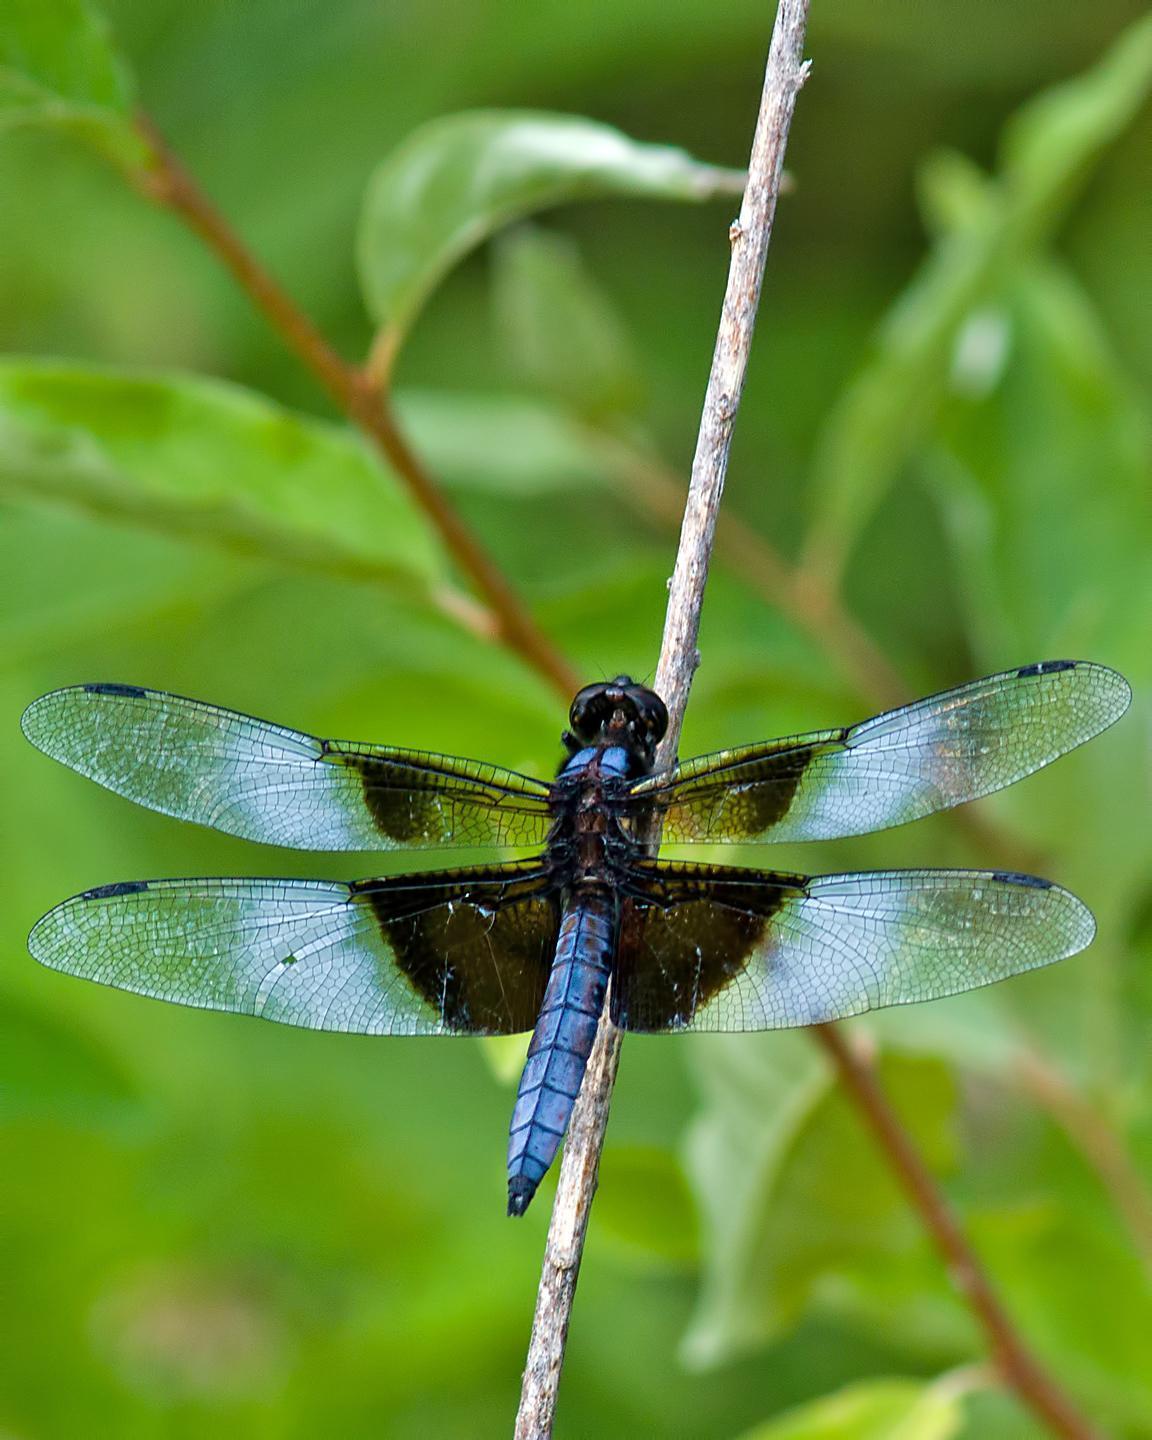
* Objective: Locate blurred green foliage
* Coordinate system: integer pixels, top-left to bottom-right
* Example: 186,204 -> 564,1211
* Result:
1,2 -> 1150,1437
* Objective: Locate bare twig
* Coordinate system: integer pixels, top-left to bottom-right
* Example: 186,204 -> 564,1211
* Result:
650,11 -> 812,747
814,1025 -> 1102,1440
132,115 -> 579,700
515,6 -> 812,1435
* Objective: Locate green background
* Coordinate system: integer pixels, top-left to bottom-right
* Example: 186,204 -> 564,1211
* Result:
1,2 -> 1150,1436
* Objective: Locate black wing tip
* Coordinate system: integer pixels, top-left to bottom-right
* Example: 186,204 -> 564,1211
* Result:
992,870 -> 1052,889
507,1177 -> 538,1217
82,879 -> 152,900
1015,656 -> 1131,692
1015,659 -> 1077,678
82,682 -> 150,698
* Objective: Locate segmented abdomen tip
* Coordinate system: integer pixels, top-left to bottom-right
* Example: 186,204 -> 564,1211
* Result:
507,1179 -> 536,1218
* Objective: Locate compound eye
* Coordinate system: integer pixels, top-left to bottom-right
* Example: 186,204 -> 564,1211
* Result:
569,683 -> 611,737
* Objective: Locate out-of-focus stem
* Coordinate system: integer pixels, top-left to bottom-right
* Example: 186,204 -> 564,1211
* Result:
133,114 -> 579,700
815,1024 -> 1103,1440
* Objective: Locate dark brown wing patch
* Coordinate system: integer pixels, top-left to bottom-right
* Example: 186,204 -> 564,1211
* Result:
629,735 -> 843,844
612,862 -> 802,1031
354,863 -> 559,1033
323,744 -> 554,849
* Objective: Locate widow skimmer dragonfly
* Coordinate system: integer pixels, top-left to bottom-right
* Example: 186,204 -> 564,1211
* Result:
24,660 -> 1129,1215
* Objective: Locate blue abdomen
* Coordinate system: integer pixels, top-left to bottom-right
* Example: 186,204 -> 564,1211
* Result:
506,891 -> 617,1216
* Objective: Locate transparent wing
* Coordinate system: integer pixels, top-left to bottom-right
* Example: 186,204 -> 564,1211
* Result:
22,684 -> 554,851
613,861 -> 1095,1032
628,661 -> 1130,844
29,864 -> 558,1036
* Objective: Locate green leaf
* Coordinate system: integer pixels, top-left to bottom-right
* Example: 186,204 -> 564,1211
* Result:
971,1186 -> 1152,1427
0,0 -> 151,171
803,11 -> 1152,584
1001,10 -> 1152,234
739,1376 -> 968,1440
0,506 -> 243,673
594,1144 -> 700,1268
396,388 -> 615,496
683,1042 -> 960,1369
681,1032 -> 829,1366
357,109 -> 744,345
491,226 -> 644,419
915,150 -> 995,239
930,260 -> 1152,668
0,361 -> 446,593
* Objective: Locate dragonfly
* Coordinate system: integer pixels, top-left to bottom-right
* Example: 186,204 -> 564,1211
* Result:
23,660 -> 1129,1216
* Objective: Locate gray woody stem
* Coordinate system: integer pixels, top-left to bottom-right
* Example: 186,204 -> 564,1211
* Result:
513,6 -> 812,1436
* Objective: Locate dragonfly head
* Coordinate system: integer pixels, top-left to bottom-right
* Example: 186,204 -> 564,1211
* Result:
568,676 -> 668,763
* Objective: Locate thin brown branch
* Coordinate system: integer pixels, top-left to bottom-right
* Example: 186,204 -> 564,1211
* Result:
515,5 -> 812,1436
814,1024 -> 1103,1440
132,114 -> 579,700
363,323 -> 403,397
